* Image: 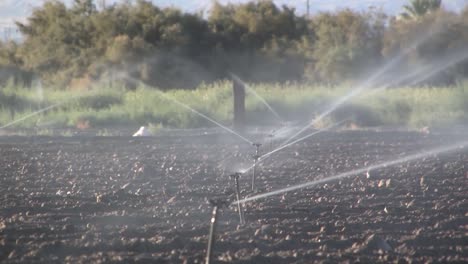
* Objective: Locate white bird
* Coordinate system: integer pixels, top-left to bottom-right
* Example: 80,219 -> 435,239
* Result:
133,126 -> 151,137
420,126 -> 430,135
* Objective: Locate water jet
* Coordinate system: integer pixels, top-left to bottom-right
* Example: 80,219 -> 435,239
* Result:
281,27 -> 443,147
0,102 -> 66,129
121,74 -> 254,145
240,119 -> 349,176
230,73 -> 284,123
238,140 -> 468,204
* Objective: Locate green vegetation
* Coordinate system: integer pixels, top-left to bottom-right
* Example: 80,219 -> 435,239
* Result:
1,82 -> 466,131
0,0 -> 467,132
1,0 -> 468,88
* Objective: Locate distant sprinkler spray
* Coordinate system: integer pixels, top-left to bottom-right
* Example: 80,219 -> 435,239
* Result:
238,140 -> 468,204
252,143 -> 262,192
205,198 -> 229,264
0,102 -> 65,129
121,74 -> 254,145
230,172 -> 245,225
239,119 -> 349,178
229,72 -> 284,123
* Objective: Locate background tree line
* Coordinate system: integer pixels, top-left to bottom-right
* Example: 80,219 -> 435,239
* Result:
1,0 -> 468,89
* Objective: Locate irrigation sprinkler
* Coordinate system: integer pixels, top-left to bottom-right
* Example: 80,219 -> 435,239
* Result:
0,102 -> 67,129
237,140 -> 468,204
252,154 -> 261,192
206,198 -> 229,264
230,172 -> 245,225
240,119 -> 350,178
267,131 -> 275,151
253,143 -> 262,154
252,143 -> 262,191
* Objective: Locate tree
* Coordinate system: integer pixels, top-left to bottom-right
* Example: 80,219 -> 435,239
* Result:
207,1 -> 307,81
0,41 -> 33,87
401,0 -> 442,19
9,0 -> 467,88
384,8 -> 468,86
72,0 -> 96,16
15,1 -> 78,87
310,10 -> 385,83
0,41 -> 22,66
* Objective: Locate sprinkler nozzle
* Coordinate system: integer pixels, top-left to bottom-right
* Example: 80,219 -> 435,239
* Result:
252,143 -> 262,148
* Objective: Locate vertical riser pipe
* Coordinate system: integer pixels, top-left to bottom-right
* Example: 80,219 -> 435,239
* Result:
206,205 -> 219,264
234,177 -> 245,225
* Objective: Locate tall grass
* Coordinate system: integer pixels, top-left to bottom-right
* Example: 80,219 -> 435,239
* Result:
0,80 -> 467,130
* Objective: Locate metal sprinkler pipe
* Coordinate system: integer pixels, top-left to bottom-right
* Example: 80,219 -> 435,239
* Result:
253,143 -> 262,155
251,143 -> 262,192
230,173 -> 245,225
252,154 -> 261,192
206,198 -> 229,264
267,133 -> 275,152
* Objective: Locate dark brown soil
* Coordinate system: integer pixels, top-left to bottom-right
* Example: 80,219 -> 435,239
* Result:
0,131 -> 467,263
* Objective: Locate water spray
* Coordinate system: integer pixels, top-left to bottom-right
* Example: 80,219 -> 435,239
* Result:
158,91 -> 254,145
230,172 -> 245,225
406,51 -> 468,87
0,83 -> 120,130
230,73 -> 284,123
240,119 -> 349,176
205,198 -> 229,264
237,140 -> 468,204
363,49 -> 468,96
0,102 -> 66,129
281,26 -> 442,147
262,124 -> 297,151
120,74 -> 254,145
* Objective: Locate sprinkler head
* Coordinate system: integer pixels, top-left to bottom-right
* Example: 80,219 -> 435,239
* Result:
252,154 -> 261,160
229,172 -> 242,180
208,198 -> 230,208
252,143 -> 262,148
